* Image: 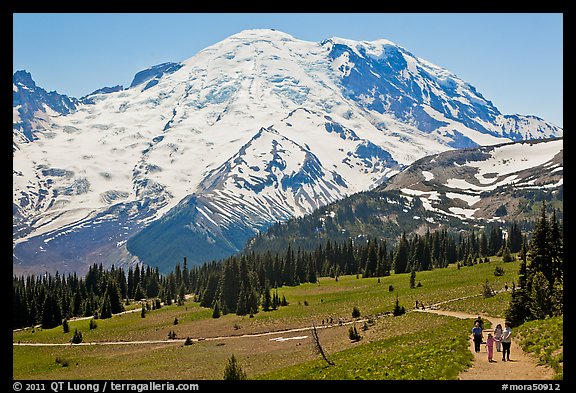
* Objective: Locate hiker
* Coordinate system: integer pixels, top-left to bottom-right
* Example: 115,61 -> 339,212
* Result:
493,323 -> 503,352
474,315 -> 484,330
485,333 -> 496,362
472,321 -> 483,353
501,322 -> 512,361
504,282 -> 508,291
415,300 -> 419,309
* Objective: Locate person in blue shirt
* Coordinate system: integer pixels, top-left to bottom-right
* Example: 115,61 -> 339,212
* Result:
472,321 -> 483,353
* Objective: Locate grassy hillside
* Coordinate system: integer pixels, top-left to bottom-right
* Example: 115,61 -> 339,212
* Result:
13,257 -> 538,380
515,316 -> 563,380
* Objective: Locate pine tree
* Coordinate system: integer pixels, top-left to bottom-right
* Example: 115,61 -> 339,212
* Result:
548,208 -> 563,285
508,222 -> 523,253
501,241 -> 514,263
262,285 -> 272,311
178,284 -> 186,306
223,355 -> 247,380
218,258 -> 240,314
393,295 -> 406,316
506,202 -> 563,326
236,282 -> 248,316
71,328 -> 83,344
199,273 -> 219,308
348,324 -> 361,341
41,291 -> 62,329
479,231 -> 489,257
271,289 -> 279,310
62,319 -> 69,333
529,201 -> 551,283
529,271 -> 551,319
394,233 -> 409,274
212,302 -> 221,318
99,294 -> 112,319
71,290 -> 82,317
133,283 -> 146,301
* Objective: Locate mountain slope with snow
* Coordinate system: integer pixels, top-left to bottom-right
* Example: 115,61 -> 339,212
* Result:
383,137 -> 563,221
13,29 -> 562,274
247,137 -> 563,255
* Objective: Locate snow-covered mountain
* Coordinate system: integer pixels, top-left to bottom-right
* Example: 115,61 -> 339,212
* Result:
383,137 -> 563,222
13,70 -> 79,150
13,29 -> 562,274
247,137 -> 563,255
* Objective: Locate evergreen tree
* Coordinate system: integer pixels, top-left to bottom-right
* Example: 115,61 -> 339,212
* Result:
99,294 -> 112,319
223,354 -> 247,380
506,202 -> 563,326
409,269 -> 416,289
394,232 -> 409,274
508,222 -> 523,253
501,241 -> 514,263
548,208 -> 563,285
127,267 -> 135,299
182,257 -> 190,292
178,284 -> 186,306
41,291 -> 62,329
71,290 -> 82,317
364,239 -> 378,277
133,283 -> 146,301
212,302 -> 221,318
528,271 -> 551,320
106,279 -> 125,314
348,324 -> 361,341
71,328 -> 83,344
236,282 -> 248,315
393,295 -> 406,316
62,319 -> 69,333
199,273 -> 219,308
218,258 -> 240,314
479,231 -> 489,257
262,285 -> 272,311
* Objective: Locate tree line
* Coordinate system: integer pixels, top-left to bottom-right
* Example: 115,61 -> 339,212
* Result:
12,218 -> 547,330
506,202 -> 563,326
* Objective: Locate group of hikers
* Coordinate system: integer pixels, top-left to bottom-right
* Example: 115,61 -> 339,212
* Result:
415,300 -> 434,310
472,316 -> 513,363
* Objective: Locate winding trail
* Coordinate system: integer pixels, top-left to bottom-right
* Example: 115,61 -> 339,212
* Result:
415,306 -> 555,380
13,318 -> 366,346
13,292 -> 557,380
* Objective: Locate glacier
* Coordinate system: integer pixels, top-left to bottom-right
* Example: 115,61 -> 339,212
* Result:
13,29 -> 562,274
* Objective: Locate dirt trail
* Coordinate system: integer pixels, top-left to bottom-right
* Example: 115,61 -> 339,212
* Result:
13,292 -> 557,380
13,318 -> 365,347
415,308 -> 555,380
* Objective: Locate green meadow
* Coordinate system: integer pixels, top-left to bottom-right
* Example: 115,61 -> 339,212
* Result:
14,258 -> 537,380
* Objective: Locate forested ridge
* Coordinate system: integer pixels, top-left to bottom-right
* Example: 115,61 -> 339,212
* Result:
13,202 -> 561,330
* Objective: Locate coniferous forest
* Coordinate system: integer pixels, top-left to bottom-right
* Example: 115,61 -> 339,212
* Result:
13,202 -> 561,331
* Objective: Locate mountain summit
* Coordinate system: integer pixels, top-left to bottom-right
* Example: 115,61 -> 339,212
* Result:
13,29 -> 562,274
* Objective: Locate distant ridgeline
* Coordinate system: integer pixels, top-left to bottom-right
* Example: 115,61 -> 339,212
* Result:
246,188 -> 561,257
13,201 -> 561,330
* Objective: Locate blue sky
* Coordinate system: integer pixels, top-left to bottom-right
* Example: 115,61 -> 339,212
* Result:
13,13 -> 563,127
